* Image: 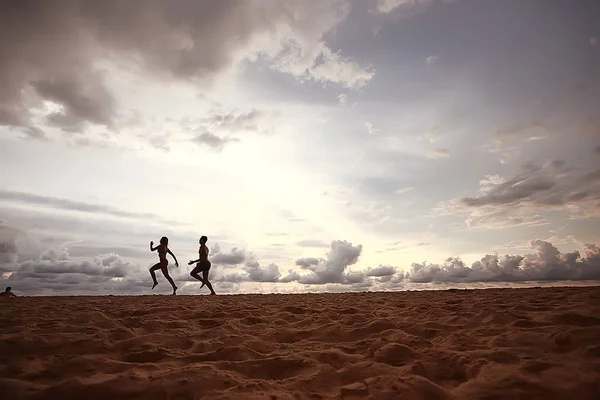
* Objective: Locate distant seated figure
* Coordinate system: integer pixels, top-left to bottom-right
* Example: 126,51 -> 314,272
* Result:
0,286 -> 17,297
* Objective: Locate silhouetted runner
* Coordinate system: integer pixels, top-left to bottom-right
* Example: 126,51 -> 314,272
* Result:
149,236 -> 179,295
188,236 -> 216,295
0,286 -> 17,297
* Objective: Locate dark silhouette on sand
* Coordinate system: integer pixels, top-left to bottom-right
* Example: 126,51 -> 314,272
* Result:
188,236 -> 216,295
149,236 -> 179,295
0,286 -> 17,297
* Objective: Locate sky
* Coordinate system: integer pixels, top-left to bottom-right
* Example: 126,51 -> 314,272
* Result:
1,0 -> 600,295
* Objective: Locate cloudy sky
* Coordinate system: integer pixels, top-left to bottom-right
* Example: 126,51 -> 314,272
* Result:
1,0 -> 600,295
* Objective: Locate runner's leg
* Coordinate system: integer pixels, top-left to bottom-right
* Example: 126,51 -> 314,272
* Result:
149,263 -> 162,289
161,265 -> 177,295
202,269 -> 216,295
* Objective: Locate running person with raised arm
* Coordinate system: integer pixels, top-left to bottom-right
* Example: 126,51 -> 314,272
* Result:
149,236 -> 179,295
188,236 -> 216,295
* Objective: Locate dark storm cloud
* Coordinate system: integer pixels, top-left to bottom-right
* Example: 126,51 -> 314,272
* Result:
0,0 -> 371,134
465,210 -> 546,230
0,0 -> 277,129
442,160 -> 600,228
32,75 -> 116,132
459,168 -> 556,207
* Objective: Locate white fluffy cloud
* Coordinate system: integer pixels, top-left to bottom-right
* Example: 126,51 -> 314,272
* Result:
14,252 -> 130,279
408,240 -> 600,283
244,261 -> 282,282
286,240 -> 363,284
210,245 -> 247,266
2,247 -> 136,295
2,226 -> 600,294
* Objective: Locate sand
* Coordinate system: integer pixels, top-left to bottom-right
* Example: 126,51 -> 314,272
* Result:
1,286 -> 599,400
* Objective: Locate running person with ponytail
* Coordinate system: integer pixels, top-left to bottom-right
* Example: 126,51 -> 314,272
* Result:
149,236 -> 179,295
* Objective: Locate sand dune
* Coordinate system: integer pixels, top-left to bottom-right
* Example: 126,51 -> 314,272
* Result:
1,286 -> 599,399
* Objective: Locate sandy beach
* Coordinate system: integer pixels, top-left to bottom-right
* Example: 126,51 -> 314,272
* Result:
1,286 -> 599,399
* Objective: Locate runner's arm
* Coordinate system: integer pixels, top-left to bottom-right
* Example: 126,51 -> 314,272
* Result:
168,249 -> 179,266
